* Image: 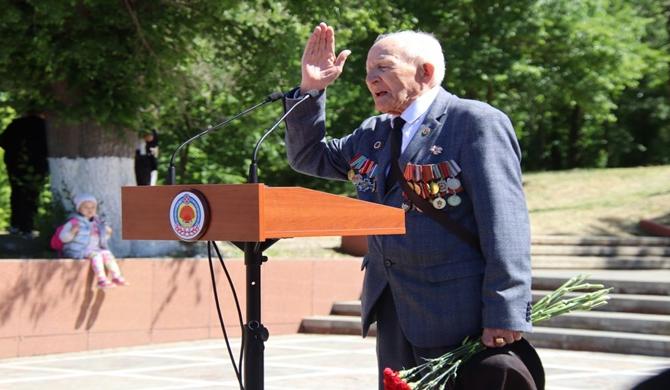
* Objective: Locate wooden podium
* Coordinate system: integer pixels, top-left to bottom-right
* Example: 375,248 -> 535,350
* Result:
121,183 -> 405,389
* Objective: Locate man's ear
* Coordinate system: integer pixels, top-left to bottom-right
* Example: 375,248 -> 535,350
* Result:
421,63 -> 435,85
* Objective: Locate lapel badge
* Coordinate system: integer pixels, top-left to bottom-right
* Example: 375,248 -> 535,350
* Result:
429,145 -> 443,155
421,127 -> 431,137
373,141 -> 382,149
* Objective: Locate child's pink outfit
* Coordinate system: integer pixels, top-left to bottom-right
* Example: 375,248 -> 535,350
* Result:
59,215 -> 128,289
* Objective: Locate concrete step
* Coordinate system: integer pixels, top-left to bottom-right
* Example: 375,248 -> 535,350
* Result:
537,311 -> 670,335
533,275 -> 670,295
299,315 -> 670,357
526,327 -> 670,357
532,290 -> 670,315
333,289 -> 670,317
331,301 -> 362,316
300,315 -> 363,336
531,245 -> 670,257
307,269 -> 670,356
531,235 -> 670,247
531,255 -> 670,269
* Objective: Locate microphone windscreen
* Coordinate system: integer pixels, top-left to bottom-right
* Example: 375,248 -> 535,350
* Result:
267,91 -> 284,102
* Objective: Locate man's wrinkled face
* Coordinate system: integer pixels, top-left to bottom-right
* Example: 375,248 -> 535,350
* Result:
78,201 -> 97,220
365,38 -> 423,115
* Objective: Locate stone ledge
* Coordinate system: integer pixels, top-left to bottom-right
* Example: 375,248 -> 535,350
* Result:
0,257 -> 364,359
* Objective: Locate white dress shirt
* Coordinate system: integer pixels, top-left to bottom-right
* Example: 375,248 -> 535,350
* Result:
396,86 -> 440,153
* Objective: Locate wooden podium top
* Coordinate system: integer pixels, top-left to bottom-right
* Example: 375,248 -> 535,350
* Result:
122,184 -> 405,242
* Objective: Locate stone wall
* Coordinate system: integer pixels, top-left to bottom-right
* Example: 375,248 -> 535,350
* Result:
0,257 -> 364,358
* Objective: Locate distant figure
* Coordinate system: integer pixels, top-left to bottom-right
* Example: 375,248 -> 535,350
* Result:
59,193 -> 129,289
0,112 -> 48,237
135,129 -> 159,186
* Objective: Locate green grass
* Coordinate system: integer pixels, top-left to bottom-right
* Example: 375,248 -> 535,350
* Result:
524,165 -> 670,236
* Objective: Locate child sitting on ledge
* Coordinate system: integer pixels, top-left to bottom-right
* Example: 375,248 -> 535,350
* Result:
59,193 -> 129,289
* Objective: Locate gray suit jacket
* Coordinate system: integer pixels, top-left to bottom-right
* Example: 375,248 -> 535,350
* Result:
284,87 -> 532,348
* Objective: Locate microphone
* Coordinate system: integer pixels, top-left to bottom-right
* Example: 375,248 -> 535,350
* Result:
167,91 -> 285,185
248,89 -> 319,183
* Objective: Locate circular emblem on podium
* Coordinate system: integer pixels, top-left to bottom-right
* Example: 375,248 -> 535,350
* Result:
169,190 -> 210,241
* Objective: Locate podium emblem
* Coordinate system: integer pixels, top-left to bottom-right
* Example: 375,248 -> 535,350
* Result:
169,190 -> 210,241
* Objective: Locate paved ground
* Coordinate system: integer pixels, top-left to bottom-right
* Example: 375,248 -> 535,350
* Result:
1,334 -> 668,390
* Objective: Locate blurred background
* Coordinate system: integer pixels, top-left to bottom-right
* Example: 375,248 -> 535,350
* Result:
0,0 -> 668,257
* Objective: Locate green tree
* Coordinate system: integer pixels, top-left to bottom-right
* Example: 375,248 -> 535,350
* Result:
0,0 -> 242,255
394,0 -> 659,170
610,0 -> 670,166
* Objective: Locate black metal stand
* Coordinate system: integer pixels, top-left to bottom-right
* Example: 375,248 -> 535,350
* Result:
240,161 -> 278,390
242,93 -> 308,388
240,240 -> 274,390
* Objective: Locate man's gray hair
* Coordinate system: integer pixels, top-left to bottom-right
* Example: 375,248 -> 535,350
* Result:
375,31 -> 446,87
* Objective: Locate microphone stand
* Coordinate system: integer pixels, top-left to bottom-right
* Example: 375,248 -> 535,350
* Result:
167,92 -> 283,185
164,91 -> 282,390
242,91 -> 317,390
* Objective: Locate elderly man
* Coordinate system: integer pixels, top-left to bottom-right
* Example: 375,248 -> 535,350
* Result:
284,23 -> 542,389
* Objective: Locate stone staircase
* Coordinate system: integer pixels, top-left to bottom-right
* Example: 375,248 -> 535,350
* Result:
300,235 -> 670,357
530,235 -> 670,269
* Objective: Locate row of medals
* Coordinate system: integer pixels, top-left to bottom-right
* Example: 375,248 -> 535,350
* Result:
402,161 -> 463,211
347,153 -> 377,192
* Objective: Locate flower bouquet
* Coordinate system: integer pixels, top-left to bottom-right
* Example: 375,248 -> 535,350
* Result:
383,274 -> 612,390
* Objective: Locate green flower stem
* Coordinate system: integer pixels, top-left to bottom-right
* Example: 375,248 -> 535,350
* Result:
404,275 -> 612,390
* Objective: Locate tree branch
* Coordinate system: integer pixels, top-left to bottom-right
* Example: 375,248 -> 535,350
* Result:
123,0 -> 156,57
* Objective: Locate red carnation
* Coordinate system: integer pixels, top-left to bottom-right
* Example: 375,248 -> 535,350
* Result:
383,367 -> 412,390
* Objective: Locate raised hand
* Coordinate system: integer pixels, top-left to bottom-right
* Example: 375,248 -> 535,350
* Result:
300,22 -> 351,93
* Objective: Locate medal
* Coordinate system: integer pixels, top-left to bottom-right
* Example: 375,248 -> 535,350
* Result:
422,165 -> 433,181
447,160 -> 462,176
447,194 -> 461,206
432,197 -> 446,209
437,179 -> 448,193
429,145 -> 443,155
403,164 -> 413,181
430,182 -> 440,195
446,177 -> 461,190
421,182 -> 430,198
358,178 -> 375,192
348,154 -> 378,192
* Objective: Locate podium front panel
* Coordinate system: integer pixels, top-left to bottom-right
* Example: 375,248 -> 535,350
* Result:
122,184 -> 264,242
122,184 -> 405,242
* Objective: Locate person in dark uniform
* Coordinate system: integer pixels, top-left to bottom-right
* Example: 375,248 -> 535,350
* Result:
134,129 -> 159,186
284,23 -> 543,389
0,112 -> 48,237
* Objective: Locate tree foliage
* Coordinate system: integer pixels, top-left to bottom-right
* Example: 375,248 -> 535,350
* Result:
0,0 -> 668,204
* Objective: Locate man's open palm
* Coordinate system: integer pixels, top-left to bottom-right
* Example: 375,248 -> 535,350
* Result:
301,23 -> 350,93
